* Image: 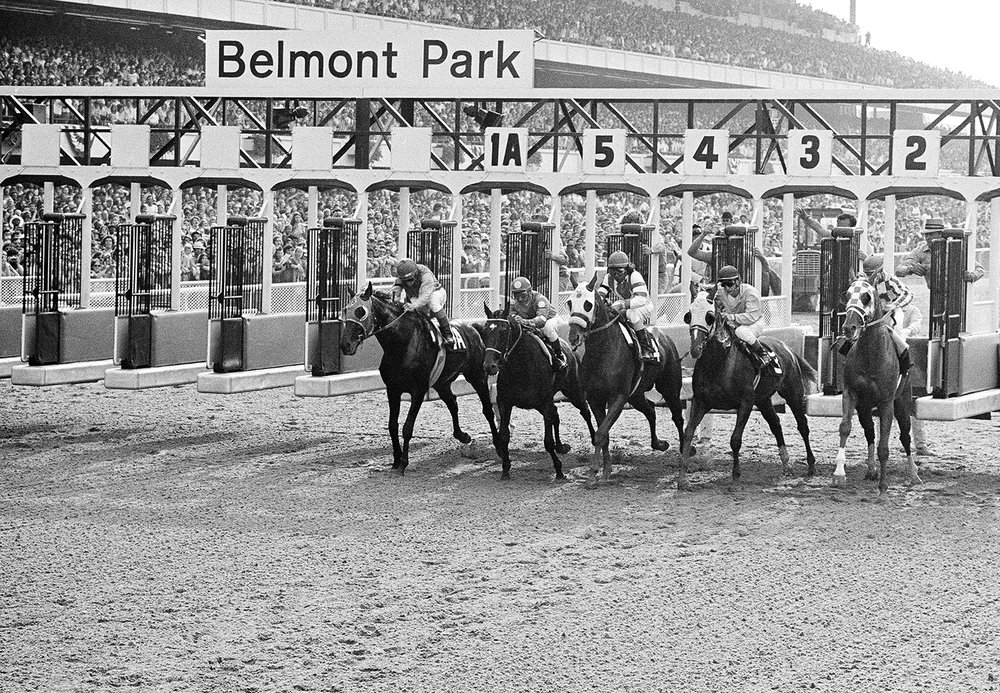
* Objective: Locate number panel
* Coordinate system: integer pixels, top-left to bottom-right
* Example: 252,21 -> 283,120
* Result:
582,129 -> 626,174
484,127 -> 529,172
891,130 -> 940,177
787,130 -> 832,177
683,129 -> 729,175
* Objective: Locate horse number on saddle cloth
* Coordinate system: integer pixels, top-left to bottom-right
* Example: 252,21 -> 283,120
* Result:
426,318 -> 466,389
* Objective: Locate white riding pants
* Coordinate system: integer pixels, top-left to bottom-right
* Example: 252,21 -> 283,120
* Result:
734,321 -> 763,345
626,302 -> 655,332
541,316 -> 561,342
417,287 -> 447,314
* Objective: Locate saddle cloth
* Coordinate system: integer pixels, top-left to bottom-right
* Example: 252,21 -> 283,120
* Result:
426,318 -> 467,389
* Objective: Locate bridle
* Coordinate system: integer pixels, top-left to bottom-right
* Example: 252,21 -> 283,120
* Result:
844,278 -> 892,333
342,297 -> 408,341
569,291 -> 623,349
483,317 -> 525,366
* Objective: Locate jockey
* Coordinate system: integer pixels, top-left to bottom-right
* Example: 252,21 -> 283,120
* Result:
508,276 -> 567,371
714,265 -> 782,374
861,254 -> 913,376
392,257 -> 455,348
599,251 -> 657,360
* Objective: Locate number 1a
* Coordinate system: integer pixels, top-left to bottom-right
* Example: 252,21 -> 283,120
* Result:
489,132 -> 522,167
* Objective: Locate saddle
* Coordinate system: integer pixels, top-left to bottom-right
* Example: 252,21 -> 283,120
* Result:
520,324 -> 566,373
618,320 -> 660,362
424,316 -> 467,353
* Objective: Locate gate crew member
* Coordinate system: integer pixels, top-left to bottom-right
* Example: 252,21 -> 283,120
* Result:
599,251 -> 657,361
715,265 -> 782,375
393,258 -> 455,348
509,276 -> 567,371
894,218 -> 985,286
861,255 -> 914,376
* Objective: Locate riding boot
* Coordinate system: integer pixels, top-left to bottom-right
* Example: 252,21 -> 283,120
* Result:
898,347 -> 912,377
548,338 -> 567,371
434,310 -> 456,349
636,329 -> 657,361
749,340 -> 782,375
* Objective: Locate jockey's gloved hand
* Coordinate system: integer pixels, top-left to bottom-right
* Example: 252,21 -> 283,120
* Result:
403,303 -> 416,312
611,300 -> 626,311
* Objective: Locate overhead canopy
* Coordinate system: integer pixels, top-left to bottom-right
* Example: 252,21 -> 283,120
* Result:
867,186 -> 964,201
91,175 -> 171,189
1,174 -> 80,188
367,179 -> 451,195
273,178 -> 356,193
658,184 -> 752,199
558,182 -> 648,198
762,184 -> 858,200
180,176 -> 262,192
459,181 -> 549,197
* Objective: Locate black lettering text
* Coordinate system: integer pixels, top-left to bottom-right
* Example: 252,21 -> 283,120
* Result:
289,50 -> 324,78
496,41 -> 520,78
423,39 -> 447,78
328,50 -> 352,78
218,40 -> 245,78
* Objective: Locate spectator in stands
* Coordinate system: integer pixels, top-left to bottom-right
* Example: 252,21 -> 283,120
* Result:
2,245 -> 21,276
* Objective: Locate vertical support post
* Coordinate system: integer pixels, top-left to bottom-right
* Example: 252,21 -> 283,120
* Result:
965,198 -> 978,331
450,194 -> 462,318
647,193 -> 660,303
130,182 -> 142,221
79,187 -> 93,310
752,196 -> 764,289
883,195 -> 896,270
549,194 -> 562,301
260,189 -> 274,314
354,99 -> 371,170
398,187 -> 409,259
43,182 -> 54,214
857,198 -> 872,259
489,188 -> 502,309
170,188 -> 183,312
782,193 -> 794,324
217,185 -> 227,229
584,189 -> 597,276
357,191 -> 369,288
991,197 -> 1000,331
307,185 -> 319,228
680,191 -> 694,312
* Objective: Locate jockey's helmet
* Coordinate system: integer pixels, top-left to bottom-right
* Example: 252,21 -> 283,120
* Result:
607,251 -> 630,270
717,265 -> 740,284
862,254 -> 884,277
396,258 -> 419,281
511,276 -> 532,295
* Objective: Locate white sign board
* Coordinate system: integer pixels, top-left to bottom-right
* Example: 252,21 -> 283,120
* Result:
892,130 -> 940,177
291,127 -> 333,170
582,129 -> 626,175
206,30 -> 534,96
484,128 -> 529,172
200,127 -> 242,169
21,124 -> 62,167
683,129 -> 729,175
390,128 -> 432,172
787,130 -> 833,177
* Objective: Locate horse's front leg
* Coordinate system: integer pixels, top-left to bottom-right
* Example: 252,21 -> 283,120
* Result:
497,400 -> 514,480
434,382 -> 472,445
550,402 -> 571,455
833,389 -> 855,487
629,392 -> 669,451
857,405 -> 877,483
387,387 -> 404,470
542,403 -> 565,480
757,399 -> 790,476
591,393 -> 628,483
678,399 -> 708,492
876,404 -> 895,497
729,400 -> 755,482
400,389 -> 428,474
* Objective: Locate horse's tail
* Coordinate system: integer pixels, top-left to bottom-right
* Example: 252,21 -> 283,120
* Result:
794,352 -> 819,396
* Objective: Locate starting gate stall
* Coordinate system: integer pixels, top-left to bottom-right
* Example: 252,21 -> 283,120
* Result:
408,219 -> 456,318
605,223 -> 653,286
711,225 -> 758,287
0,271 -> 21,377
504,221 -> 554,302
197,216 -> 306,394
817,227 -> 862,395
11,212 -> 116,386
917,227 -> 1000,419
104,215 -> 209,388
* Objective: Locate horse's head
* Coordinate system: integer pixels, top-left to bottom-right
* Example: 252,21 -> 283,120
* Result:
683,290 -> 716,359
566,274 -> 607,349
339,282 -> 375,355
843,277 -> 878,342
481,303 -> 515,376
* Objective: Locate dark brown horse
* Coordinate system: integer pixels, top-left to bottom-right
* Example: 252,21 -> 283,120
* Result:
480,305 -> 595,480
679,290 -> 818,490
566,276 -> 686,483
833,277 -> 921,495
340,283 -> 498,474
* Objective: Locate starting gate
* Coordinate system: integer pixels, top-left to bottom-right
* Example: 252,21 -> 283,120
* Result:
504,221 -> 553,301
208,216 -> 266,373
114,214 -> 174,369
711,225 -> 757,287
21,213 -> 85,365
306,216 -> 361,376
407,219 -> 455,318
818,226 -> 861,395
606,223 -> 653,284
927,228 -> 970,399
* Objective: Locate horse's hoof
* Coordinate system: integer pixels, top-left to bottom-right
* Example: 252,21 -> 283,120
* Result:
653,440 -> 670,452
455,431 -> 472,445
864,470 -> 879,482
500,472 -> 511,481
908,474 -> 923,486
391,467 -> 405,477
687,445 -> 697,458
677,479 -> 692,492
831,473 -> 846,487
556,443 -> 571,454
555,472 -> 566,481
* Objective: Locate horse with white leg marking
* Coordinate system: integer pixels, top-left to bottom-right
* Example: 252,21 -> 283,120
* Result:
832,276 -> 921,495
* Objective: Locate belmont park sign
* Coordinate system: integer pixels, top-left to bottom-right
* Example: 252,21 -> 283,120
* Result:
205,30 -> 535,95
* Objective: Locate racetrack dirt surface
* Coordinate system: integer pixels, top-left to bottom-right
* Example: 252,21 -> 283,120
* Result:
3,379 -> 1000,692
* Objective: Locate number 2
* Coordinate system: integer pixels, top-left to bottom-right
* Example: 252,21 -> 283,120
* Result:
904,135 -> 927,171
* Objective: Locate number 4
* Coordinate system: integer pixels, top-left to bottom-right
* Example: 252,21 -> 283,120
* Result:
693,136 -> 719,169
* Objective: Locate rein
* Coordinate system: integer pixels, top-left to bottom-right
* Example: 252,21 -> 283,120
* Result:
345,300 -> 408,341
484,318 -> 526,365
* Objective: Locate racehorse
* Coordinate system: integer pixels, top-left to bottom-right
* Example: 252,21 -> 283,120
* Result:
833,277 -> 921,495
566,276 -> 686,483
679,291 -> 818,490
340,282 -> 498,474
480,305 -> 596,481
